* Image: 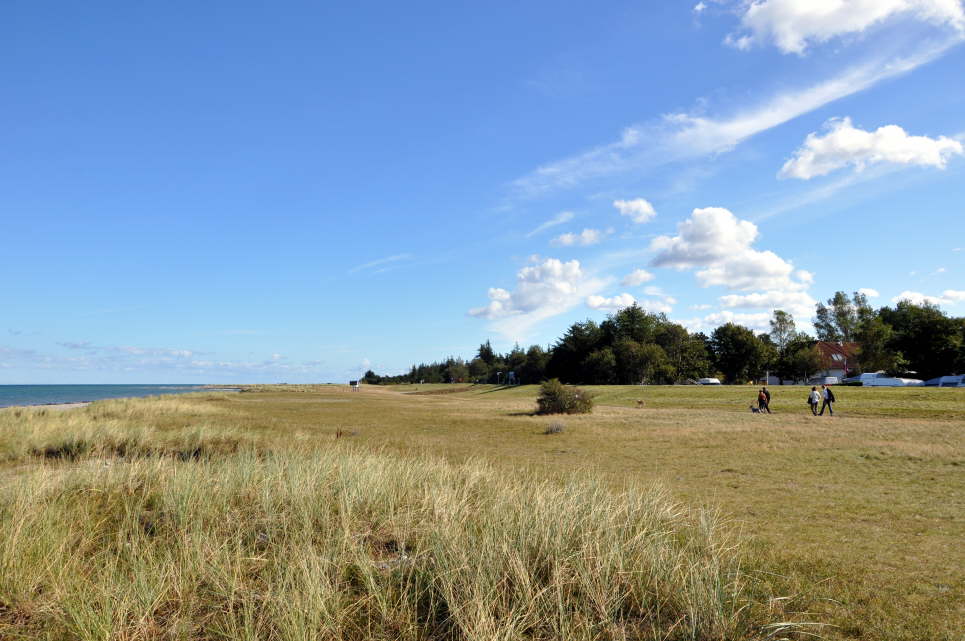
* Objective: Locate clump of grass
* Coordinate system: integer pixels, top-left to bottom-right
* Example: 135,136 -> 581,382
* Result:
544,420 -> 565,434
0,450 -> 782,640
536,378 -> 594,415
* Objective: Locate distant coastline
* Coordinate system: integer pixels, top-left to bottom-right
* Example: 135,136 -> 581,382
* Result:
0,384 -> 240,409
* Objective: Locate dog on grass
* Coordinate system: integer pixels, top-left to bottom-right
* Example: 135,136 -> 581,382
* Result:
749,405 -> 764,414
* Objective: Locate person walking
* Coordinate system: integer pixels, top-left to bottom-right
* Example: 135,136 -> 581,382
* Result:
808,386 -> 820,416
757,388 -> 768,413
819,384 -> 835,416
763,386 -> 772,413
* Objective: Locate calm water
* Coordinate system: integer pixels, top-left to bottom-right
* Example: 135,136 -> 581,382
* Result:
0,384 -> 226,408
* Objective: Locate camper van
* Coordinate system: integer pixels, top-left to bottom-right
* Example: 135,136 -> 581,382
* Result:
842,372 -> 924,387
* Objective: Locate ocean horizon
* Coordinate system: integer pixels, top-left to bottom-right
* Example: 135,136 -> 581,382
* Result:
0,384 -> 232,408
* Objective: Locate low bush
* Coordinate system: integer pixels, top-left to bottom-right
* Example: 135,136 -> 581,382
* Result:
536,378 -> 594,415
543,420 -> 565,434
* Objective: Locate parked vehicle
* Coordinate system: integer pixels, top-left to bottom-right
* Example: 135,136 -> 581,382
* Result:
697,377 -> 721,385
842,372 -> 925,387
924,374 -> 964,387
808,376 -> 839,385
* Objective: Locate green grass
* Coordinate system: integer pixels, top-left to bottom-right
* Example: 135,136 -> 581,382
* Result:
0,385 -> 962,640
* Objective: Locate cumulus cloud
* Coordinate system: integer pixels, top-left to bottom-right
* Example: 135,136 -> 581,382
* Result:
468,257 -> 608,339
526,211 -> 574,237
586,293 -> 674,315
701,311 -> 773,331
621,269 -> 656,286
586,293 -> 637,312
719,290 -> 817,319
728,0 -> 965,55
780,117 -> 964,179
858,288 -> 881,298
649,207 -> 811,292
892,289 -> 965,305
613,198 -> 657,223
551,228 -> 610,247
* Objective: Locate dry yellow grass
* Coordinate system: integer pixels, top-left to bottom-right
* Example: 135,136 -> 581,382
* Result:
0,385 -> 962,640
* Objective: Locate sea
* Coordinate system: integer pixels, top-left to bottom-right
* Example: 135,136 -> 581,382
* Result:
0,384 -> 233,408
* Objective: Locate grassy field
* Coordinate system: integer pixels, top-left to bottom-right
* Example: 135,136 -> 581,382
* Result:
0,384 -> 962,640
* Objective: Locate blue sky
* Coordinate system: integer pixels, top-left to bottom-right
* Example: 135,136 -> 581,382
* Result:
3,0 -> 964,383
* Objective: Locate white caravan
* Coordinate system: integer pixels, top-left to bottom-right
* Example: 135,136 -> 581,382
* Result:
842,372 -> 925,387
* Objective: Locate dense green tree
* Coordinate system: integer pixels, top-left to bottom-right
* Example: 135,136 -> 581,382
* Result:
476,340 -> 496,366
603,304 -> 662,344
879,301 -> 963,379
785,341 -> 823,382
582,348 -> 618,384
468,357 -> 489,382
546,320 -> 603,382
655,323 -> 710,382
519,345 -> 549,384
710,323 -> 768,384
853,315 -> 903,375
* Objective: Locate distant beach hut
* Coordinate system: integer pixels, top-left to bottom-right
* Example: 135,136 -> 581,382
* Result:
350,380 -> 360,391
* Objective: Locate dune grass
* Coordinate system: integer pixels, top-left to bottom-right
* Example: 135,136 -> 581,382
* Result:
1,385 -> 962,640
0,410 -> 768,640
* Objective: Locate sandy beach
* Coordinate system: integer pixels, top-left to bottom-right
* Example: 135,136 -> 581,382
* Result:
1,402 -> 90,411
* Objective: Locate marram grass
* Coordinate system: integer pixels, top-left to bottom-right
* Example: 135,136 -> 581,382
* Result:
0,447 -> 778,640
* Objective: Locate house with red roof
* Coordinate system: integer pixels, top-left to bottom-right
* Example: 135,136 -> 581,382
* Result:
815,341 -> 860,380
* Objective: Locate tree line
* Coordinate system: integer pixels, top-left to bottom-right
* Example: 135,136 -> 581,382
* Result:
362,292 -> 965,385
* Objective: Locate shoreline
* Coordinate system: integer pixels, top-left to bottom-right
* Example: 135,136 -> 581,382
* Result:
1,401 -> 91,411
0,385 -> 242,412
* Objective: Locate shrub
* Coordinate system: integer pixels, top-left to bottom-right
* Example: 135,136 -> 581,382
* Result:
543,421 -> 565,434
536,379 -> 594,415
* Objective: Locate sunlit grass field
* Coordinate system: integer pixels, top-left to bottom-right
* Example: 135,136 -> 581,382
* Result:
0,384 -> 962,640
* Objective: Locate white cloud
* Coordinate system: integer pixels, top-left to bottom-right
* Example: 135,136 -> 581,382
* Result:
586,293 -> 637,312
719,290 -> 817,319
551,228 -> 609,247
694,2 -> 708,14
701,311 -> 773,331
954,247 -> 962,252
508,37 -> 960,199
780,117 -> 964,179
613,198 -> 657,223
858,288 -> 881,298
468,257 -> 607,339
621,269 -> 655,286
586,293 -> 674,315
891,289 -> 965,305
728,0 -> 965,55
650,206 -> 811,292
526,211 -> 575,237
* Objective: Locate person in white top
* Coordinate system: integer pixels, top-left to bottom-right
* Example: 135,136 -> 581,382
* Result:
819,384 -> 835,416
808,386 -> 821,416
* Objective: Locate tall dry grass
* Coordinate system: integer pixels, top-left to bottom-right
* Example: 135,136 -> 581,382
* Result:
0,394 -> 801,639
0,454 -> 769,640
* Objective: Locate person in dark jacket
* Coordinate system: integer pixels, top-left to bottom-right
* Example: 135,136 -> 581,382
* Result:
762,386 -> 772,413
819,384 -> 836,416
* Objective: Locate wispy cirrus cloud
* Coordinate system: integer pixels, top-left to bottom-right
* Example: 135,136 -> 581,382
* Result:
526,211 -> 575,237
348,253 -> 413,274
508,36 -> 963,200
